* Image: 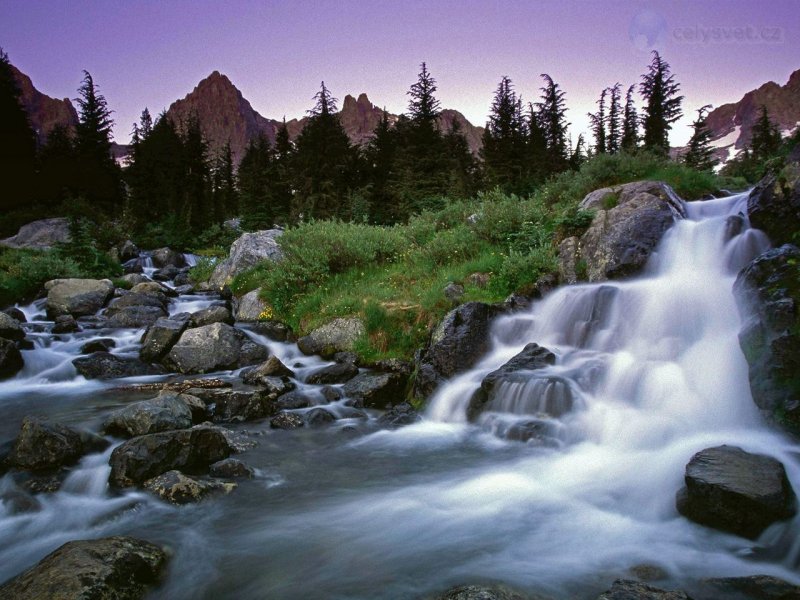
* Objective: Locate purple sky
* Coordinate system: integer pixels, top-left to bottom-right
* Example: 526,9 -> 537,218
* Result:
1,0 -> 797,146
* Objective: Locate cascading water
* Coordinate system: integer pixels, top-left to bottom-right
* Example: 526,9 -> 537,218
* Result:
1,191 -> 798,599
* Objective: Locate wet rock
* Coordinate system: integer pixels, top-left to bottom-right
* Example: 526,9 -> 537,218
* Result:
0,338 -> 24,378
676,445 -> 797,539
0,536 -> 167,600
237,339 -> 269,367
208,229 -> 283,288
105,305 -> 167,329
747,167 -> 800,247
106,291 -> 168,312
103,394 -> 193,437
143,469 -> 236,504
414,302 -> 500,399
697,574 -> 800,600
118,239 -> 140,262
444,281 -> 465,302
3,307 -> 26,323
73,352 -> 164,379
131,281 -> 177,297
0,311 -> 25,341
297,317 -> 365,358
213,389 -> 276,422
120,273 -> 150,286
248,320 -> 293,342
210,458 -> 254,479
189,306 -> 234,328
140,316 -> 190,362
560,181 -> 685,284
45,278 -> 114,318
433,584 -> 531,600
343,371 -> 408,409
164,322 -> 256,374
334,351 -> 360,366
275,391 -> 314,410
321,386 -> 343,402
173,283 -> 194,295
151,247 -> 186,268
0,488 -> 42,514
467,343 -> 558,421
79,338 -> 116,354
628,565 -> 668,582
367,358 -> 413,375
306,362 -> 359,385
176,392 -> 208,423
597,579 -> 691,600
20,473 -> 64,494
270,412 -> 305,429
0,217 -> 70,250
108,424 -> 237,487
7,417 -> 108,472
242,355 -> 295,384
377,402 -> 421,428
52,314 -> 79,334
233,288 -> 268,322
733,244 -> 800,434
305,408 -> 336,426
724,214 -> 745,241
173,271 -> 191,287
152,265 -> 180,281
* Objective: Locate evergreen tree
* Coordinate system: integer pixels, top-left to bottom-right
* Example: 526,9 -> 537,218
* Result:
292,82 -> 356,220
621,85 -> 639,151
0,49 -> 37,214
408,62 -> 441,125
268,120 -> 294,225
750,105 -> 782,162
683,105 -> 717,171
606,83 -> 622,154
639,51 -> 683,154
238,134 -> 273,230
364,110 -> 399,223
569,134 -> 587,170
443,119 -> 476,198
526,103 -> 549,184
38,124 -> 79,208
536,74 -> 570,174
588,88 -> 607,155
481,76 -> 528,191
180,113 -> 212,231
212,141 -> 237,222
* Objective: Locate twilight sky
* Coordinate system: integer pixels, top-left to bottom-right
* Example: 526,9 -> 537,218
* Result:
1,0 -> 797,146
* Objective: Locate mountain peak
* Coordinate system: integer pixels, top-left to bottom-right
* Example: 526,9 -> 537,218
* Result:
10,63 -> 78,145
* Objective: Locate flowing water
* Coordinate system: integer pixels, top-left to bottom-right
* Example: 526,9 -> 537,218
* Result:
1,192 -> 799,599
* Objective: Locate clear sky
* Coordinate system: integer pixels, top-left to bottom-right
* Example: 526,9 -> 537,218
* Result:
1,0 -> 797,146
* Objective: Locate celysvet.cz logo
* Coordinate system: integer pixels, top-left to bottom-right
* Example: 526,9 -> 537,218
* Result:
672,24 -> 784,44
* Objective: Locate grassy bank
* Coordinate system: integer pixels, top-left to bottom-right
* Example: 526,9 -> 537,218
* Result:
227,152 -> 745,362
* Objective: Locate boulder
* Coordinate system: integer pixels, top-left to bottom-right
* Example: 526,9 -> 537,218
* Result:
238,339 -> 269,366
209,458 -> 254,479
140,316 -> 190,362
164,322 -> 259,374
130,281 -> 177,297
212,389 -> 276,422
79,338 -> 116,354
343,371 -> 408,409
270,412 -> 305,429
377,402 -> 421,428
73,352 -> 164,379
189,305 -> 234,328
467,343 -> 559,421
596,580 -> 690,600
559,181 -> 685,284
151,247 -> 186,268
275,391 -> 314,410
143,470 -> 235,504
0,536 -> 167,600
7,417 -> 108,472
733,244 -> 800,434
747,165 -> 800,246
297,317 -> 365,358
0,312 -> 25,341
52,314 -> 79,333
306,362 -> 359,385
104,304 -> 167,329
0,338 -> 24,379
233,288 -> 268,322
444,281 -> 465,302
433,584 -> 531,600
305,407 -> 336,426
44,278 -> 114,318
176,393 -> 208,423
241,355 -> 295,384
3,307 -> 26,322
119,273 -> 150,287
106,291 -> 168,312
103,394 -> 193,437
676,445 -> 797,539
173,283 -> 194,295
697,575 -> 800,600
152,265 -> 180,281
248,320 -> 293,342
208,229 -> 283,288
0,217 -> 70,249
118,240 -> 140,262
414,302 -> 500,399
108,424 -> 236,487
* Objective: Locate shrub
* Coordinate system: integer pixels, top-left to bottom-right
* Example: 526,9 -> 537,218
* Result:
0,248 -> 83,307
188,257 -> 218,284
492,247 -> 558,295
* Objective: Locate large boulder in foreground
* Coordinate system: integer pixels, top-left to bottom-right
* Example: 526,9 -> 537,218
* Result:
103,394 -> 193,438
747,164 -> 800,246
414,302 -> 500,399
140,316 -> 190,363
0,217 -> 70,249
108,424 -> 236,487
164,322 -> 264,374
0,312 -> 25,341
208,229 -> 283,289
0,536 -> 167,600
0,337 -> 24,379
676,445 -> 797,539
696,575 -> 800,600
7,417 -> 108,472
297,317 -> 365,358
45,278 -> 114,318
559,181 -> 685,284
733,244 -> 800,434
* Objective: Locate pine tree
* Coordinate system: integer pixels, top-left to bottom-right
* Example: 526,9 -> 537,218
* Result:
588,88 -> 607,155
526,103 -> 549,184
408,62 -> 441,125
443,119 -> 475,198
180,113 -> 212,231
0,49 -> 38,215
683,105 -> 718,171
607,83 -> 622,154
238,134 -> 273,230
621,85 -> 639,151
38,124 -> 79,209
639,51 -> 683,154
569,134 -> 587,170
212,141 -> 237,222
292,82 -> 356,220
750,105 -> 782,162
364,110 -> 399,223
536,74 -> 570,174
481,76 -> 528,191
268,120 -> 294,225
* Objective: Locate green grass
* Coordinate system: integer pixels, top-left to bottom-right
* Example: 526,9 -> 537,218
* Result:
0,248 -> 84,307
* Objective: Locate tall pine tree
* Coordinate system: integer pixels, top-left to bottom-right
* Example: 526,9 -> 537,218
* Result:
606,83 -> 622,154
640,51 -> 683,154
238,134 -> 274,230
589,88 -> 607,155
481,76 -> 528,191
536,74 -> 570,174
750,105 -> 782,162
683,104 -> 717,171
621,84 -> 639,151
